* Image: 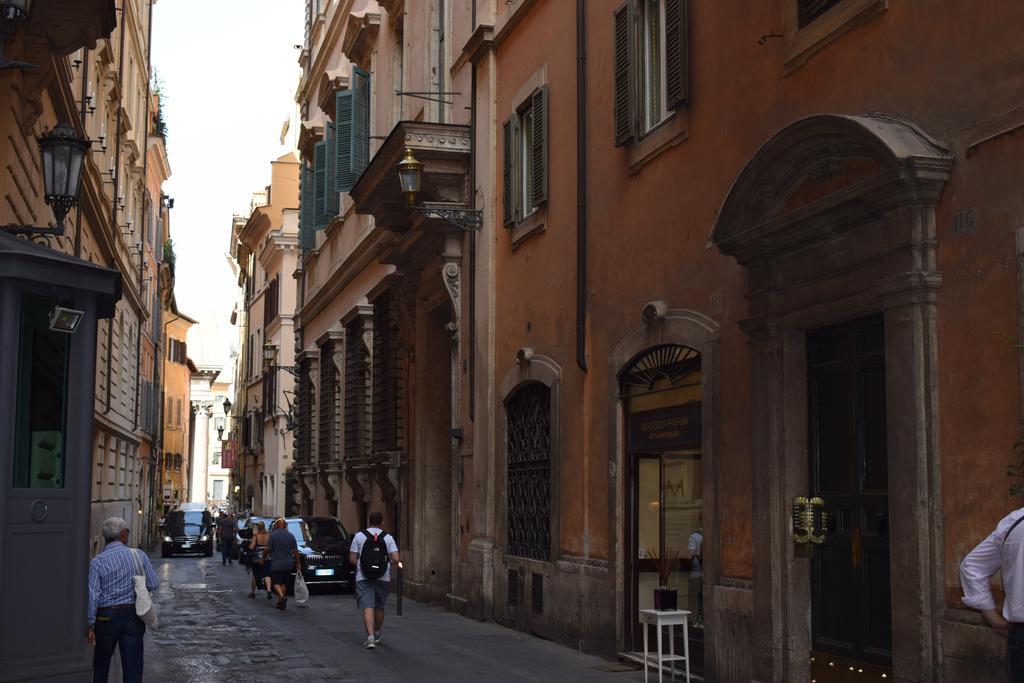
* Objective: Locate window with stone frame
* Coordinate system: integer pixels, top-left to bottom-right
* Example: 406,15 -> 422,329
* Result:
613,0 -> 689,147
506,382 -> 552,561
371,292 -> 403,453
798,0 -> 842,27
502,86 -> 548,228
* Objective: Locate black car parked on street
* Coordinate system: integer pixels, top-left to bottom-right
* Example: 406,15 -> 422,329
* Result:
299,516 -> 356,592
161,509 -> 214,557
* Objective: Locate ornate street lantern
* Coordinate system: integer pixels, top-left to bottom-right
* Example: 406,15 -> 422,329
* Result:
0,0 -> 35,71
38,123 -> 88,226
263,341 -> 278,363
396,147 -> 423,205
395,147 -> 482,231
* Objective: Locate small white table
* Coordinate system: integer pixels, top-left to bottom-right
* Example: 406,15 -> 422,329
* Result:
639,608 -> 691,683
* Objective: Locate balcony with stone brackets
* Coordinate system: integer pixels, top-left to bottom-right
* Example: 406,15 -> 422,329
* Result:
350,120 -> 473,233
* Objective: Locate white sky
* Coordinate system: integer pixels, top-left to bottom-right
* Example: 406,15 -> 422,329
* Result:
151,0 -> 303,365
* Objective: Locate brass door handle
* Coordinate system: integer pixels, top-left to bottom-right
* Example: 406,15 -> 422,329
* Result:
792,496 -> 828,544
851,527 -> 861,568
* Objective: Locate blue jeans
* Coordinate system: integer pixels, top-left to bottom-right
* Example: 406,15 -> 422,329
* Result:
1010,626 -> 1024,683
93,607 -> 145,683
221,537 -> 234,564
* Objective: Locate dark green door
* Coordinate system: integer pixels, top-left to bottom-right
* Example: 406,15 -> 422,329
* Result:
808,315 -> 892,667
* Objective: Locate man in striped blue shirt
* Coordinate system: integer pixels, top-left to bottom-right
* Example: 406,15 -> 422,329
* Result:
87,517 -> 159,683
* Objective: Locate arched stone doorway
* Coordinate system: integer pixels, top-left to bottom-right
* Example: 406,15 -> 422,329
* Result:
711,114 -> 953,682
608,309 -> 720,677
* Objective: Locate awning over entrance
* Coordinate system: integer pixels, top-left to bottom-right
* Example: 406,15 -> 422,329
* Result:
350,120 -> 472,230
0,233 -> 122,318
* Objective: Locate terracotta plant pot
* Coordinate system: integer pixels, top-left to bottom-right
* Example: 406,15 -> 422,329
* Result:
654,587 -> 678,611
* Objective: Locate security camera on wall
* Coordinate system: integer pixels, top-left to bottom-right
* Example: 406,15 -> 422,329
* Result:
641,300 -> 669,325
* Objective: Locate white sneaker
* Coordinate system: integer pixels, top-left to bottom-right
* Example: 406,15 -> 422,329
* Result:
363,636 -> 376,649
374,631 -> 382,644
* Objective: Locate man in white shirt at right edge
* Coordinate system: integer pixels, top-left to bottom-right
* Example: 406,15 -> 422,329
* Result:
960,507 -> 1024,682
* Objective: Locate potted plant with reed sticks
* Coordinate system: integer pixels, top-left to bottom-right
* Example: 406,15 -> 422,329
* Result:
648,546 -> 681,610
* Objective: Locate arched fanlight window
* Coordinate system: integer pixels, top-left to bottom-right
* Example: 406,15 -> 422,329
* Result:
620,344 -> 701,396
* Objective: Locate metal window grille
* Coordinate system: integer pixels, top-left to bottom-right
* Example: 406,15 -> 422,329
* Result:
506,383 -> 551,561
344,318 -> 369,459
295,359 -> 313,465
798,0 -> 841,27
372,293 -> 403,453
319,341 -> 338,461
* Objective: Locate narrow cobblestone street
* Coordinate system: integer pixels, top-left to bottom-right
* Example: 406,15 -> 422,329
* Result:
118,551 -> 650,682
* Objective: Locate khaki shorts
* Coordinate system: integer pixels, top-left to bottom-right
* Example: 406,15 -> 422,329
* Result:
355,579 -> 390,610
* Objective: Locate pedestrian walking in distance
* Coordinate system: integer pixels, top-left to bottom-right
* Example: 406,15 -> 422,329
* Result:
961,506 -> 1024,681
349,511 -> 400,649
87,517 -> 159,683
218,512 -> 237,566
266,517 -> 300,609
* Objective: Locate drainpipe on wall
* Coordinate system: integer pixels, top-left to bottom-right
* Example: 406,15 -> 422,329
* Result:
576,0 -> 588,372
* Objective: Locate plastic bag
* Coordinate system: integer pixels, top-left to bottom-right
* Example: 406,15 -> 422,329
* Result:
294,570 -> 309,604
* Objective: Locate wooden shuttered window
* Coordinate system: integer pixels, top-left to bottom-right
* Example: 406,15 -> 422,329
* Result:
502,85 -> 549,228
351,67 -> 371,180
613,0 -> 637,147
334,67 -> 371,194
530,86 -> 548,209
324,122 -> 340,216
335,89 -> 356,192
502,117 -> 515,227
664,0 -> 689,110
300,164 -> 315,250
614,0 -> 690,146
313,141 -> 329,229
798,0 -> 841,27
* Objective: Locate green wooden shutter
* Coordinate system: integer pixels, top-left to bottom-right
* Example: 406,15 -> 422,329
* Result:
325,121 -> 340,215
335,89 -> 356,192
300,164 -> 315,250
664,0 -> 689,110
351,67 -> 371,180
502,116 -> 515,228
314,140 -> 328,229
613,0 -> 637,147
530,86 -> 548,208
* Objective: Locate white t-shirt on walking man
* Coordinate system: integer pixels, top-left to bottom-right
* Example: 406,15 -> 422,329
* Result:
350,527 -> 399,582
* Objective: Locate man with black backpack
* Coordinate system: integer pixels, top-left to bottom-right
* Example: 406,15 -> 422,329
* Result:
348,511 -> 400,649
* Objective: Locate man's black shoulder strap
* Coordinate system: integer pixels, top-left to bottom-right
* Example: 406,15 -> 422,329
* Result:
1003,515 -> 1024,550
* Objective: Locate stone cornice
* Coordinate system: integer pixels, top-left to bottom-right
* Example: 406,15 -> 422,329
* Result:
342,11 -> 381,70
453,23 -> 494,75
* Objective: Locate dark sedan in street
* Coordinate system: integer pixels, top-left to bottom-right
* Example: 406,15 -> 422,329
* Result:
161,509 -> 214,557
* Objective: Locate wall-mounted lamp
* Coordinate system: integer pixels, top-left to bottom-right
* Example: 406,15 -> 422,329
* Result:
396,148 -> 482,232
0,0 -> 36,71
3,123 -> 89,236
263,341 -> 298,377
222,397 -> 232,414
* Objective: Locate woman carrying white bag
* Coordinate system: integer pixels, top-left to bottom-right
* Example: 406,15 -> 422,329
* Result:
87,517 -> 160,683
